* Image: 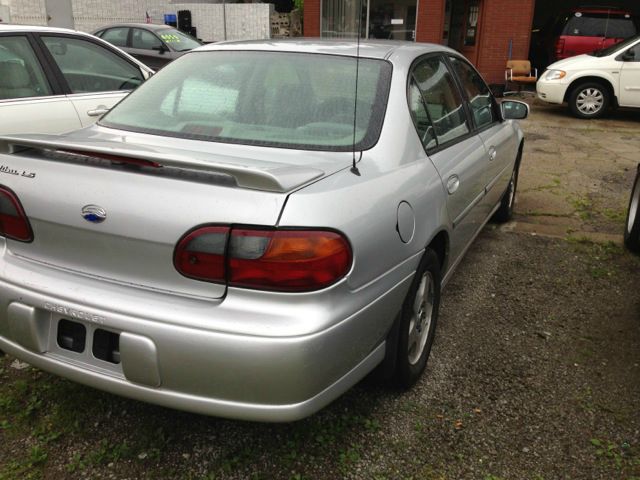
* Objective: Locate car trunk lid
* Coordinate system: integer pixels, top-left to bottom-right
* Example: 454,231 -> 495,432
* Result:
0,129 -> 350,299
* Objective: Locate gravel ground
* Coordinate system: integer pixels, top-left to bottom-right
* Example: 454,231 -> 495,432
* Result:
1,103 -> 639,480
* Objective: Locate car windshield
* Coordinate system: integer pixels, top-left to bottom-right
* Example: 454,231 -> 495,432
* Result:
157,28 -> 202,52
100,51 -> 392,151
589,35 -> 640,57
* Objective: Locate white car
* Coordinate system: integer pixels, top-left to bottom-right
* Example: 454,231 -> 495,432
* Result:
0,25 -> 153,135
537,35 -> 640,118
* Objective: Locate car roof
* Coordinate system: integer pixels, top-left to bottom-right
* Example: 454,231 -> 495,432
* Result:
93,23 -> 175,32
197,39 -> 456,60
0,24 -> 93,35
568,7 -> 633,15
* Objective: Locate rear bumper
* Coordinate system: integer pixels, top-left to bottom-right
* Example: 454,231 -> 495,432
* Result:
0,251 -> 415,422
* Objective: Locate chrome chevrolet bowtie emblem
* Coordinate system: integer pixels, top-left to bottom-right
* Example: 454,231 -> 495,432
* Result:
81,205 -> 107,223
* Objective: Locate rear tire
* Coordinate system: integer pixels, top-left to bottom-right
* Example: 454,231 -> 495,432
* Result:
624,165 -> 640,253
492,147 -> 522,223
395,248 -> 441,389
568,82 -> 610,119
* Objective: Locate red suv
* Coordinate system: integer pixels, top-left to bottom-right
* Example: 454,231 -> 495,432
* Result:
545,7 -> 637,63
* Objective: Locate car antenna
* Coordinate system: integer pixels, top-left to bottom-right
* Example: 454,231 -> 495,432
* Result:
351,0 -> 363,176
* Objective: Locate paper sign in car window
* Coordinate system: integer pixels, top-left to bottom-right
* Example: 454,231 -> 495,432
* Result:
160,34 -> 181,43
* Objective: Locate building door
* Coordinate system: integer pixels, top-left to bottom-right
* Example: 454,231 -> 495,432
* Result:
444,0 -> 483,64
368,0 -> 417,41
45,0 -> 74,29
321,0 -> 417,41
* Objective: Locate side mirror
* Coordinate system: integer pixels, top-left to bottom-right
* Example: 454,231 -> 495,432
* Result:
152,45 -> 168,54
621,49 -> 635,62
501,100 -> 529,120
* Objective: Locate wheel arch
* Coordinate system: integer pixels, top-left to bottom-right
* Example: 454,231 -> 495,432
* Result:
563,75 -> 617,105
426,229 -> 449,275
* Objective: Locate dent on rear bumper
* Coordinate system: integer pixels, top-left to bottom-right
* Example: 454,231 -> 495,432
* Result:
0,257 -> 415,421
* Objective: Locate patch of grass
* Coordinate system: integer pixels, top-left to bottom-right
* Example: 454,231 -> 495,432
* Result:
603,207 -> 627,224
569,196 -> 593,220
522,211 -> 572,218
526,177 -> 562,194
565,237 -> 625,277
66,439 -> 134,473
590,438 -> 639,471
338,445 -> 361,473
576,386 -> 596,413
0,444 -> 48,480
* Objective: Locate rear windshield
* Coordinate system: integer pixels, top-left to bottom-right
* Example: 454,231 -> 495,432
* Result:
590,35 -> 640,56
562,13 -> 636,38
100,51 -> 392,151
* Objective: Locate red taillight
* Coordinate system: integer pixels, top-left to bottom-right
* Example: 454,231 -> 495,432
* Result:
0,186 -> 33,242
555,38 -> 566,58
174,226 -> 229,283
173,226 -> 352,292
229,229 -> 352,292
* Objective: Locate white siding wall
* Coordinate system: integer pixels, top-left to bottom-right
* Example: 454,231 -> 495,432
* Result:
6,0 -> 272,41
7,0 -> 46,26
71,0 -> 169,33
177,3 -> 273,42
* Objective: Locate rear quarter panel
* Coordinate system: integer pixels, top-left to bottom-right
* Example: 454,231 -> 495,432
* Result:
279,51 -> 450,294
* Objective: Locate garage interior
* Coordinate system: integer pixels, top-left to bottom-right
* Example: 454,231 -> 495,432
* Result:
530,0 -> 640,71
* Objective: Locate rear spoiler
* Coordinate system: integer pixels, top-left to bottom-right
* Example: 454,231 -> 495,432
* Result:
0,135 -> 324,193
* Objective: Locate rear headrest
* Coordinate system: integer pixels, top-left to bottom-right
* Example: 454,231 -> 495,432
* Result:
0,61 -> 31,88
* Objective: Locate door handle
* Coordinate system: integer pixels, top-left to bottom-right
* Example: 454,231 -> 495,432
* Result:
488,147 -> 497,161
446,175 -> 460,195
87,107 -> 110,117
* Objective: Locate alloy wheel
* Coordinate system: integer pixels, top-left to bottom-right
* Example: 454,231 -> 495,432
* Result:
576,88 -> 604,115
407,271 -> 435,365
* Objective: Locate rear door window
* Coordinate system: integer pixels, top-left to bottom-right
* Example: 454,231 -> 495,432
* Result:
0,35 -> 52,100
448,56 -> 497,130
411,55 -> 470,149
41,35 -> 144,93
131,29 -> 163,50
100,27 -> 129,48
408,78 -> 437,149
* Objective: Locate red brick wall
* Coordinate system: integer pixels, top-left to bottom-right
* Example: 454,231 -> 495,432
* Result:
415,0 -> 445,43
476,0 -> 536,84
304,0 -> 321,37
303,0 -> 535,85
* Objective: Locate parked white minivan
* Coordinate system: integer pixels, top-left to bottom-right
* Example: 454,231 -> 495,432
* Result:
537,35 -> 640,118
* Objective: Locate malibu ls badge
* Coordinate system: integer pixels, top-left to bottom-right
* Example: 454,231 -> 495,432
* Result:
81,204 -> 107,223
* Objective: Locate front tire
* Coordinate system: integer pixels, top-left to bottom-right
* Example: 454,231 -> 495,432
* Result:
568,82 -> 610,119
624,165 -> 640,253
395,248 -> 441,388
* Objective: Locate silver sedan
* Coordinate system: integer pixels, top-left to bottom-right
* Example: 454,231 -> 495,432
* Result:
0,40 -> 528,421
